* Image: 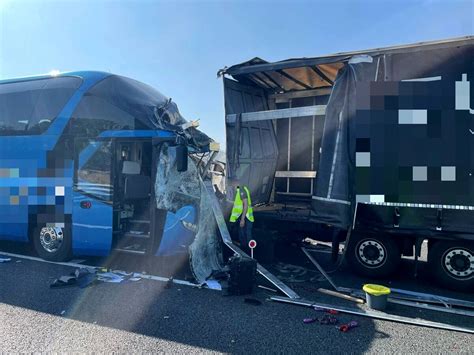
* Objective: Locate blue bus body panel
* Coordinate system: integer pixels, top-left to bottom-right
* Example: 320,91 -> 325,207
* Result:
156,205 -> 197,256
72,191 -> 113,256
0,206 -> 29,242
0,72 -> 110,241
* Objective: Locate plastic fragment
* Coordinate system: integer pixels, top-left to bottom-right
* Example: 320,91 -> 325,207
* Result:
319,314 -> 338,325
339,320 -> 359,332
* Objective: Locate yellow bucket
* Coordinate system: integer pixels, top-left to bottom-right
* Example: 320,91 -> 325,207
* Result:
363,284 -> 391,296
363,284 -> 391,310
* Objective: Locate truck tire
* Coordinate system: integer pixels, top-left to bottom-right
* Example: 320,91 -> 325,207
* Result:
428,240 -> 474,292
33,224 -> 72,262
346,233 -> 401,278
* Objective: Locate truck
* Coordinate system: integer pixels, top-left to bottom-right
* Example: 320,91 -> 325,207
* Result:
220,36 -> 474,291
0,71 -> 214,262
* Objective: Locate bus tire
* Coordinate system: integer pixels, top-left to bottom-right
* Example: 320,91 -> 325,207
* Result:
33,224 -> 72,262
428,240 -> 474,292
346,233 -> 401,278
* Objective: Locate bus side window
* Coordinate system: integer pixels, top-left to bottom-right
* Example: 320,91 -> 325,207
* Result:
75,140 -> 113,201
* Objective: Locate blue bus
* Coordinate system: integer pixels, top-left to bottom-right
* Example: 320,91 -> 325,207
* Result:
0,71 -> 207,261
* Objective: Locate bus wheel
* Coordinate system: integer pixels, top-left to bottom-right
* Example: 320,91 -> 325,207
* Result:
346,233 -> 401,278
33,224 -> 72,262
428,241 -> 474,291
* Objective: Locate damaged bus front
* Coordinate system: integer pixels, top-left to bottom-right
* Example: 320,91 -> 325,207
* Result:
0,71 -> 220,272
221,36 -> 474,291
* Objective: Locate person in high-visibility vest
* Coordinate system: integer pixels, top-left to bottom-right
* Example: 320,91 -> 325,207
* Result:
229,178 -> 254,248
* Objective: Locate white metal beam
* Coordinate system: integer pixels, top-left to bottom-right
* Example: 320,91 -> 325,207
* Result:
226,105 -> 326,123
275,171 -> 317,178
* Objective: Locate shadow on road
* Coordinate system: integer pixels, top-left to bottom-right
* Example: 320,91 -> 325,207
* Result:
0,241 -> 380,352
0,240 -> 473,352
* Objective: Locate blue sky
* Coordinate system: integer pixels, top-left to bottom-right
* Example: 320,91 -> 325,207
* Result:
0,0 -> 472,143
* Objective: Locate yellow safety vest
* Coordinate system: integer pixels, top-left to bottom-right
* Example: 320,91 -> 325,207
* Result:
230,186 -> 254,222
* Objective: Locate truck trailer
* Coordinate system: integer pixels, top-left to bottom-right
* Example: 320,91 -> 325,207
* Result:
220,36 -> 474,291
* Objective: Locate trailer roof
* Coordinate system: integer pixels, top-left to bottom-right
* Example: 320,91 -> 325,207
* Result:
220,36 -> 474,93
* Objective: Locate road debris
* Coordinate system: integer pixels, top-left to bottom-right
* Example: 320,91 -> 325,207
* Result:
317,288 -> 365,304
205,280 -> 222,290
347,287 -> 474,314
304,314 -> 338,325
301,247 -> 340,291
50,275 -> 78,288
339,321 -> 358,332
257,285 -> 277,293
51,268 -> 142,289
319,315 -> 339,325
271,296 -> 474,335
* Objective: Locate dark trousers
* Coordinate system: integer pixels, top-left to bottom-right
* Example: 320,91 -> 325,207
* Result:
231,220 -> 253,250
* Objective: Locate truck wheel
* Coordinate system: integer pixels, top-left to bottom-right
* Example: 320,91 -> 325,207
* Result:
33,224 -> 72,262
346,233 -> 401,278
428,241 -> 474,292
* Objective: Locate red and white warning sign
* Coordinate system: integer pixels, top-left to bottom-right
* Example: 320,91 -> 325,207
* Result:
248,239 -> 257,258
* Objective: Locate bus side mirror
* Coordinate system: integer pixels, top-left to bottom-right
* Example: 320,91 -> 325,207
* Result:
175,145 -> 188,172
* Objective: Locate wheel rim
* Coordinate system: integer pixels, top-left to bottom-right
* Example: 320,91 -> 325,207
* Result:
442,247 -> 474,280
356,239 -> 387,268
39,226 -> 64,253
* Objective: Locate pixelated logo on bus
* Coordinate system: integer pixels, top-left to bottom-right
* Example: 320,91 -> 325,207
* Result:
0,163 -> 73,212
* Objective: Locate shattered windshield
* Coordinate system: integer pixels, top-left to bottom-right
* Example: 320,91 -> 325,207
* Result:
155,143 -> 223,282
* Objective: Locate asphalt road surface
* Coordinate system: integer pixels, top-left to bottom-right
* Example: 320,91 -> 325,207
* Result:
0,243 -> 473,353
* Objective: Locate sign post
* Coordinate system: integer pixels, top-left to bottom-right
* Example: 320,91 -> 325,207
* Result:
248,239 -> 257,259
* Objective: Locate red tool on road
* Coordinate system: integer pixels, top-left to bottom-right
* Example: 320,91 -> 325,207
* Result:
339,320 -> 359,332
